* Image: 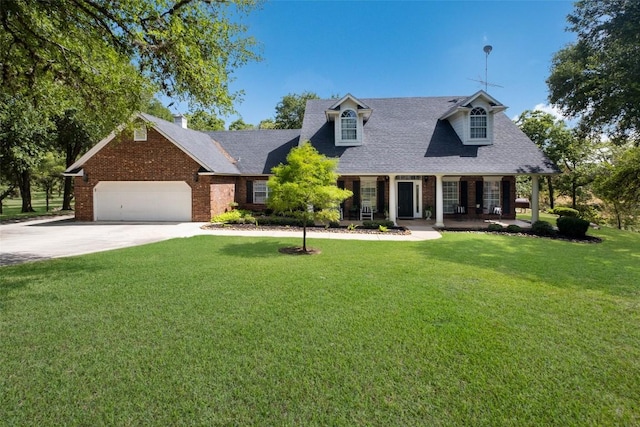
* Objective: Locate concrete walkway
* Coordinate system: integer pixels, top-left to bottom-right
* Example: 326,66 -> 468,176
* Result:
0,216 -> 441,266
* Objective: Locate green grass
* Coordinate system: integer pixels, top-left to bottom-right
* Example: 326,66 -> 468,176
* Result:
0,191 -> 71,221
1,227 -> 639,426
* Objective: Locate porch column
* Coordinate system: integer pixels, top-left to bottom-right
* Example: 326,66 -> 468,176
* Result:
388,174 -> 397,225
531,174 -> 540,223
435,174 -> 444,227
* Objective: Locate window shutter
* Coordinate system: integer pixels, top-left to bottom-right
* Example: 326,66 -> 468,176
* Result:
460,181 -> 468,209
475,181 -> 483,210
246,180 -> 253,204
502,180 -> 511,214
352,180 -> 360,207
377,180 -> 385,213
338,180 -> 345,209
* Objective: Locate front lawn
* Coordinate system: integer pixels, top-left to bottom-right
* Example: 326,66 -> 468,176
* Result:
1,227 -> 639,426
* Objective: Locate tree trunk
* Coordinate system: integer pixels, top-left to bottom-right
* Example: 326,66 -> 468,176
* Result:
62,140 -> 83,210
302,221 -> 307,252
62,176 -> 74,210
0,185 -> 16,214
571,180 -> 577,209
17,169 -> 35,213
547,176 -> 555,209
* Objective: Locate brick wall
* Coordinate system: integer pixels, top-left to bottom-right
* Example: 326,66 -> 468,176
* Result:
75,127 -> 213,221
210,177 -> 236,218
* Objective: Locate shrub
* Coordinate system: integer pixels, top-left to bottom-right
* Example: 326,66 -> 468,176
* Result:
362,220 -> 394,229
531,220 -> 556,236
487,223 -> 504,232
550,207 -> 579,217
378,225 -> 388,232
212,210 -> 255,224
557,216 -> 590,238
506,224 -> 522,233
575,204 -> 601,224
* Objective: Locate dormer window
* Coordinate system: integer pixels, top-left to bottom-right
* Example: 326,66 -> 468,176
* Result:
341,110 -> 357,140
470,107 -> 487,139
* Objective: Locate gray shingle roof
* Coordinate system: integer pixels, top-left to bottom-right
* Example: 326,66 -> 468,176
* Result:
207,129 -> 300,175
299,97 -> 559,175
140,113 -> 240,175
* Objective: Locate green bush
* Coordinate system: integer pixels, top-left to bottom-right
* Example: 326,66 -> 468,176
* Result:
487,223 -> 504,232
557,216 -> 590,238
531,220 -> 556,236
212,210 -> 256,224
550,207 -> 579,217
362,220 -> 394,229
506,224 -> 522,233
575,204 -> 601,224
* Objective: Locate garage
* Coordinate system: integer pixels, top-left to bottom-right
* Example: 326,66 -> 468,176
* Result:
94,181 -> 192,221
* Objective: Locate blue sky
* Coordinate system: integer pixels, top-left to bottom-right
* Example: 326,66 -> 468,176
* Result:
169,0 -> 577,126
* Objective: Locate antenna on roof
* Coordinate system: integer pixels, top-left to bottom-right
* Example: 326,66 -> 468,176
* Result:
468,45 -> 503,92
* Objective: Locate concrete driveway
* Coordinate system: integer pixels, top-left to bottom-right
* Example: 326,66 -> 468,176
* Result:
1,216 -> 441,266
0,216 -> 213,266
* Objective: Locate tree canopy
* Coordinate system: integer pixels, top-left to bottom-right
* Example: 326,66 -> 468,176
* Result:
1,0 -> 259,114
547,0 -> 640,144
186,110 -> 225,131
268,142 -> 352,252
274,92 -> 319,129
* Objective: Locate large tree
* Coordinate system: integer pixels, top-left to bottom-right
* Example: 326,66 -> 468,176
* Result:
516,110 -> 577,208
274,92 -> 319,129
1,0 -> 259,212
268,142 -> 352,252
547,0 -> 640,144
593,145 -> 640,229
1,0 -> 259,114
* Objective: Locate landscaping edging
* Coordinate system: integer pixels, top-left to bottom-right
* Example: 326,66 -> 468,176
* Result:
202,223 -> 411,235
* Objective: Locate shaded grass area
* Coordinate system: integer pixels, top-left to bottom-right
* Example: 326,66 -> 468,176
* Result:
1,227 -> 639,426
0,192 -> 72,221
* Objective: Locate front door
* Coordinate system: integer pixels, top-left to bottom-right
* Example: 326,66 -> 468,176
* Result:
397,182 -> 414,218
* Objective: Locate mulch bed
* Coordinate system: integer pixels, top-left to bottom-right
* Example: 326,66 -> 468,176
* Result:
202,223 -> 411,235
440,228 -> 603,243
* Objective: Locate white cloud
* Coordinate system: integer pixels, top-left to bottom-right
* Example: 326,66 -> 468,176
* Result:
511,103 -> 572,123
532,103 -> 568,120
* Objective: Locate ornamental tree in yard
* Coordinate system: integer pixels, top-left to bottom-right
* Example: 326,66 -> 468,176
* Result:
268,142 -> 352,253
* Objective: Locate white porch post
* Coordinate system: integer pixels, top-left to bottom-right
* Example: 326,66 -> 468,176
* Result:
388,174 -> 397,225
531,174 -> 540,223
435,174 -> 444,227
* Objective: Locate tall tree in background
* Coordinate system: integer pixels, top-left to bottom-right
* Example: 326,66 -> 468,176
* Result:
547,0 -> 640,145
229,119 -> 254,131
143,97 -> 174,122
516,110 -> 575,209
186,110 -> 226,131
0,94 -> 53,212
268,142 -> 352,253
593,145 -> 640,229
274,92 -> 319,129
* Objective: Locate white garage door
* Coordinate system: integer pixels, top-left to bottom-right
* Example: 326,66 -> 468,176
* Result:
94,181 -> 192,221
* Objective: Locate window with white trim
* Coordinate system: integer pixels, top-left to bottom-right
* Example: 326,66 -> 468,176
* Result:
133,123 -> 147,141
443,181 -> 459,214
253,180 -> 269,204
341,110 -> 357,140
361,178 -> 377,212
483,181 -> 500,211
470,107 -> 487,139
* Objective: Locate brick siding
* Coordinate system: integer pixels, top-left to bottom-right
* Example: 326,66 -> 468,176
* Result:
74,127 -> 215,221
